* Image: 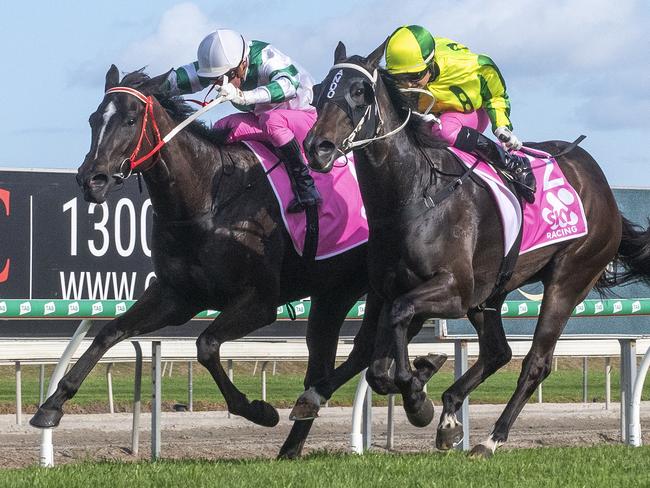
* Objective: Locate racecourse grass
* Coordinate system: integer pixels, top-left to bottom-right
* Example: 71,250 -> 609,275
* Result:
2,358 -> 649,414
5,446 -> 650,487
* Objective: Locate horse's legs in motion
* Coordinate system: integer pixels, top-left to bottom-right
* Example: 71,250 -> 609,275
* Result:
366,303 -> 400,394
471,272 -> 602,458
278,289 -> 379,459
196,289 -> 280,427
389,273 -> 468,427
30,281 -> 197,428
435,295 -> 511,450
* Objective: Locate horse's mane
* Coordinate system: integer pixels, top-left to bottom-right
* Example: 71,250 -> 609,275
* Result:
120,69 -> 231,146
376,68 -> 448,150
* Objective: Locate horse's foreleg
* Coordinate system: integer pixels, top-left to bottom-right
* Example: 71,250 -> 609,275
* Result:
196,289 -> 279,427
366,302 -> 400,395
30,281 -> 197,428
436,297 -> 511,450
279,290 -> 365,459
288,291 -> 362,422
390,272 -> 469,428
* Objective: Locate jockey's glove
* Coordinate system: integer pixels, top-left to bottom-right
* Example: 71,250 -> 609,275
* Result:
494,126 -> 523,151
219,82 -> 248,105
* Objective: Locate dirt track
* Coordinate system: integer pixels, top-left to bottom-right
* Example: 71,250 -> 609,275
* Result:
2,402 -> 649,469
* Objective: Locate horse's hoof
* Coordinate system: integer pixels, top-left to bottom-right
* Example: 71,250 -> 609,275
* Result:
469,444 -> 493,459
413,354 -> 447,383
289,397 -> 320,421
30,407 -> 63,429
244,400 -> 279,427
436,424 -> 464,450
405,398 -> 435,428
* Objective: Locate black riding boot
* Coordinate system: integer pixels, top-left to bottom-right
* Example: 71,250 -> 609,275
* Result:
277,138 -> 322,213
454,126 -> 536,203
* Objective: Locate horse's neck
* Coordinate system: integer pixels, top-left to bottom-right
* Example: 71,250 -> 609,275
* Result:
354,127 -> 428,218
142,128 -> 220,223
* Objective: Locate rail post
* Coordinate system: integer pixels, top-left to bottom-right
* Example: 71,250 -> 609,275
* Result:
131,341 -> 142,456
454,340 -> 469,451
15,361 -> 21,425
39,319 -> 93,467
151,341 -> 162,460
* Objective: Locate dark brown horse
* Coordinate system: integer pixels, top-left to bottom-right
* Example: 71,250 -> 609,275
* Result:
304,42 -> 650,457
27,65 -> 422,459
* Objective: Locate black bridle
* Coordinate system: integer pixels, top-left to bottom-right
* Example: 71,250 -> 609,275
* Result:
314,62 -> 411,152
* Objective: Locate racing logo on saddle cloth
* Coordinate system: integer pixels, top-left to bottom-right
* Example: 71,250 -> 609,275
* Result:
448,146 -> 588,256
243,141 -> 369,259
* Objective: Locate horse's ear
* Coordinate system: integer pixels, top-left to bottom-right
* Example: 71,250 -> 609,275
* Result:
366,38 -> 388,68
105,64 -> 120,91
140,69 -> 173,95
334,41 -> 347,63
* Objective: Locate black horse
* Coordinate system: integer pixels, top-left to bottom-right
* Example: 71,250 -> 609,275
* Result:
27,65 -> 450,459
304,42 -> 650,457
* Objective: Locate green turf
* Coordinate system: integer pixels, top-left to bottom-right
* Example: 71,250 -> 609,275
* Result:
2,359 -> 649,414
5,446 -> 650,487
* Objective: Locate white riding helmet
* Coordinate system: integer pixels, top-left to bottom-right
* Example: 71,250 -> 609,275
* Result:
196,29 -> 249,78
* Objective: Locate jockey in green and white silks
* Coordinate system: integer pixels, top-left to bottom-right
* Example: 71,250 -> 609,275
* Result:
163,29 -> 321,213
385,25 -> 536,203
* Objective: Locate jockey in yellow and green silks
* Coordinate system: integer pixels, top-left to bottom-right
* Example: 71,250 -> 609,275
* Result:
385,25 -> 536,203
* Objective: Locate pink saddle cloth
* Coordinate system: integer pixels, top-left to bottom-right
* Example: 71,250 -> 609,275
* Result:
448,146 -> 588,256
243,141 -> 369,259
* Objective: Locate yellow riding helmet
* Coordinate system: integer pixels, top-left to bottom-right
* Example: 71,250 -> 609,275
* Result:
385,25 -> 435,75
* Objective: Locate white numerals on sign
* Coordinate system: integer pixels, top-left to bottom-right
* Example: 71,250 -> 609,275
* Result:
62,198 -> 78,256
63,198 -> 152,258
115,199 -> 136,257
88,202 -> 110,257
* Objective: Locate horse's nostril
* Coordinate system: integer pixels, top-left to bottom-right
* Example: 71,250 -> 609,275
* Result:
89,173 -> 109,190
317,141 -> 336,157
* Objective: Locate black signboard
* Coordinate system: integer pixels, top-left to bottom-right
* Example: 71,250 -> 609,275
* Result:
0,169 -> 153,300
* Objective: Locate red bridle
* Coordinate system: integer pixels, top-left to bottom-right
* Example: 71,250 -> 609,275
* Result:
105,86 -> 165,172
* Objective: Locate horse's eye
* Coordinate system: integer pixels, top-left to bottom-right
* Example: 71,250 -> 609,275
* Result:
126,118 -> 136,126
354,88 -> 364,97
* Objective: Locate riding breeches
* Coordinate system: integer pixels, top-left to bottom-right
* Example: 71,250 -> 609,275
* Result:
431,109 -> 490,146
213,109 -> 318,148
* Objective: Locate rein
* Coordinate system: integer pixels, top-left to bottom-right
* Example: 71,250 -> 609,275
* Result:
104,86 -> 225,178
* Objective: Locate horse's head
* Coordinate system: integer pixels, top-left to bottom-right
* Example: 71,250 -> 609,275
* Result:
77,65 -> 169,203
304,41 -> 387,173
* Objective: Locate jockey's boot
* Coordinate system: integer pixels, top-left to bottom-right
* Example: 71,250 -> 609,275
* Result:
278,138 -> 322,213
455,127 -> 536,204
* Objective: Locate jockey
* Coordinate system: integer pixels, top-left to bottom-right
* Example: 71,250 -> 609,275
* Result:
385,25 -> 536,203
162,29 -> 321,213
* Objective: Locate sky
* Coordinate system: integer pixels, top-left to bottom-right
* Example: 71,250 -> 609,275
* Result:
1,0 -> 648,186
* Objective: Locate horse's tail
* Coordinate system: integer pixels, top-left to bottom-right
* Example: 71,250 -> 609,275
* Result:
597,216 -> 650,292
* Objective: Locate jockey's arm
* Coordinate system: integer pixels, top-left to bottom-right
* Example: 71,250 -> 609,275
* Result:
162,62 -> 213,96
241,59 -> 302,106
477,56 -> 513,131
241,76 -> 298,105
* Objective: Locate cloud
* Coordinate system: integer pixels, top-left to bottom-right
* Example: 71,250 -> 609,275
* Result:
115,0 -> 649,131
118,2 -> 215,74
